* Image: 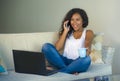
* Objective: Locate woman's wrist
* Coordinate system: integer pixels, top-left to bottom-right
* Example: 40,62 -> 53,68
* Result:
86,48 -> 91,55
63,30 -> 69,36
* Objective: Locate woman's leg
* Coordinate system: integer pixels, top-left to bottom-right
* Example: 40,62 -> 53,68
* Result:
42,43 -> 66,69
60,56 -> 91,74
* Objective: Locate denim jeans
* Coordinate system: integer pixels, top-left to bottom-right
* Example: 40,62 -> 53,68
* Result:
42,43 -> 91,74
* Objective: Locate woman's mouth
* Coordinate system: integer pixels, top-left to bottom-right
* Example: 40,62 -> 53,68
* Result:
72,25 -> 78,29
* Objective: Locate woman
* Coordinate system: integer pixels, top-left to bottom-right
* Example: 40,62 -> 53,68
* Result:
42,8 -> 94,74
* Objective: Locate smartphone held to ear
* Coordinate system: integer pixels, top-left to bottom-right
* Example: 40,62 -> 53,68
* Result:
67,21 -> 70,27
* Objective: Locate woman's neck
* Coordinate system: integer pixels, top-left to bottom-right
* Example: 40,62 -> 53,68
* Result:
74,28 -> 84,33
73,28 -> 84,39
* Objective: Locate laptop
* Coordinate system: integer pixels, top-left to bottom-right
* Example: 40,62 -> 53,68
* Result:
12,50 -> 58,76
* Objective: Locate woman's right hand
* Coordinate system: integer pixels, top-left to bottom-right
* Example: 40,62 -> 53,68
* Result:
63,20 -> 70,33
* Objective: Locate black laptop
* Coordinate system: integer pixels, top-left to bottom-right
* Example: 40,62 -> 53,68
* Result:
12,50 -> 58,76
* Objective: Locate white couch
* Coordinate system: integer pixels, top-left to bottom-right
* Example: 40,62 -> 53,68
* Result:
0,32 -> 113,81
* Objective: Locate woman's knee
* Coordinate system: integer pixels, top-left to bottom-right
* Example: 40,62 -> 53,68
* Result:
42,43 -> 53,52
85,56 -> 91,61
80,56 -> 91,72
84,56 -> 91,65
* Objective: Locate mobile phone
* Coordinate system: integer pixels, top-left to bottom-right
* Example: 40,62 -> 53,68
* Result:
67,21 -> 70,27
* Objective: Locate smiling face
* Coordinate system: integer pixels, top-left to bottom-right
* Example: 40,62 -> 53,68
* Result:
70,13 -> 83,32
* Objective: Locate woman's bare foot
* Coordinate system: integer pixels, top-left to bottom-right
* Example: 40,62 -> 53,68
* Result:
46,66 -> 54,70
73,72 -> 79,75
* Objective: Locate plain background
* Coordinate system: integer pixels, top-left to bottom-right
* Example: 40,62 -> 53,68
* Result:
0,0 -> 120,74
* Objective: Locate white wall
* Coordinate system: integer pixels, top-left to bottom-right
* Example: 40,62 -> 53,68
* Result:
0,0 -> 120,74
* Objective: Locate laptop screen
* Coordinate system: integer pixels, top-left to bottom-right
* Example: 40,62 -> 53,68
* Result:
12,50 -> 46,75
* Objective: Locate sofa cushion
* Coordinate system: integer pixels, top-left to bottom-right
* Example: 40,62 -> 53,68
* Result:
90,33 -> 104,64
0,64 -> 112,81
102,46 -> 115,64
0,32 -> 58,70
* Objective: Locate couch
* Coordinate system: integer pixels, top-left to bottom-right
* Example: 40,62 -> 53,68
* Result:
0,32 -> 114,81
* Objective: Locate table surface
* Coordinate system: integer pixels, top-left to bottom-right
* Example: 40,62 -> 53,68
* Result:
109,74 -> 120,81
93,74 -> 120,81
72,74 -> 120,81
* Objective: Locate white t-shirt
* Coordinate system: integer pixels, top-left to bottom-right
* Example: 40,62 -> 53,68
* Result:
63,29 -> 86,60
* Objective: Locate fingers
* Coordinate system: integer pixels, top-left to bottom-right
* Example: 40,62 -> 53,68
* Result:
64,20 -> 69,28
63,20 -> 70,33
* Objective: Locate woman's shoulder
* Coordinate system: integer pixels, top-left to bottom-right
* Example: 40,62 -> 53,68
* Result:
86,29 -> 94,37
86,29 -> 94,34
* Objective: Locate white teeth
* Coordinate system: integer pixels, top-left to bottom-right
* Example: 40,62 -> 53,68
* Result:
74,25 -> 77,28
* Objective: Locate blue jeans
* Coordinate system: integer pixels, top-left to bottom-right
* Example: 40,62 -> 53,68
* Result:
42,43 -> 91,74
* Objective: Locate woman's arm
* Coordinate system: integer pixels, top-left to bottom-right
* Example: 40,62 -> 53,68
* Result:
85,30 -> 94,55
55,21 -> 69,51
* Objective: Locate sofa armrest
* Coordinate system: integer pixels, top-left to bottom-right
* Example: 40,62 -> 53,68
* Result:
102,46 -> 115,64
